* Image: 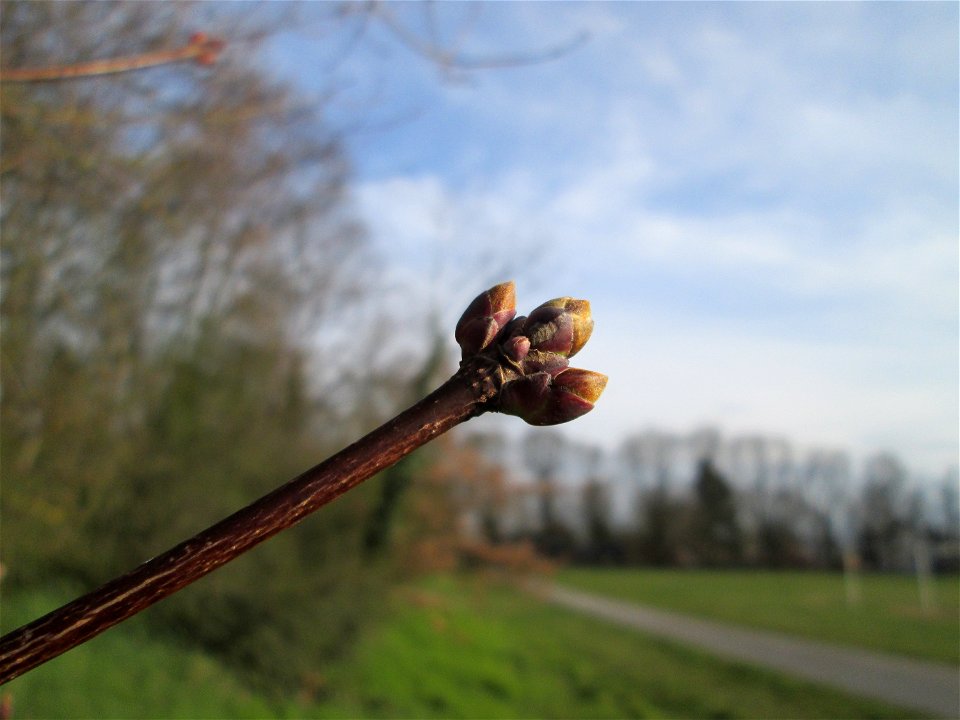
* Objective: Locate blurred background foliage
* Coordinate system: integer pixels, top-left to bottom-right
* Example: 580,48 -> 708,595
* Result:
0,0 -> 459,694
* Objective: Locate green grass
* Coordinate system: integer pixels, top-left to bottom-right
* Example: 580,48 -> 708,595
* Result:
0,586 -> 291,719
0,575 -> 926,718
557,568 -> 960,665
308,574 -> 915,719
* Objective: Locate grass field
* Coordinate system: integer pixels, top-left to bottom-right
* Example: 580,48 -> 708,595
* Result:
557,568 -> 960,665
310,574 -> 914,719
0,575 -> 925,718
0,586 -> 287,719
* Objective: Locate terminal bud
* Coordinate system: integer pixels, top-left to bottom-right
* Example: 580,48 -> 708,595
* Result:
522,297 -> 593,358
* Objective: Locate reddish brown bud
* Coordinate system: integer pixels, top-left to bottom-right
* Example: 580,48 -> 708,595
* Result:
499,367 -> 607,426
455,281 -> 517,358
189,32 -> 225,66
553,368 -> 607,405
522,297 -> 593,358
503,335 -> 531,363
499,372 -> 553,423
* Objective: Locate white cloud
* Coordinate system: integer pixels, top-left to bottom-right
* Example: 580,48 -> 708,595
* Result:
580,304 -> 957,475
355,156 -> 957,475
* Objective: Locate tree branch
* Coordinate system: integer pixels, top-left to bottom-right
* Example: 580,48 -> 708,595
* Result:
0,33 -> 225,83
0,281 -> 607,684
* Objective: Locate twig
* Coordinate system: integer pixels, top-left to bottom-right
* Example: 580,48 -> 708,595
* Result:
0,33 -> 225,83
0,281 -> 606,683
370,1 -> 588,73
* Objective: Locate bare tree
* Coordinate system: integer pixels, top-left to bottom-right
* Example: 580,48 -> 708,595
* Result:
688,426 -> 722,465
858,452 -> 909,571
906,488 -> 935,611
802,449 -> 859,600
941,468 -> 960,539
522,430 -> 577,556
523,430 -> 565,527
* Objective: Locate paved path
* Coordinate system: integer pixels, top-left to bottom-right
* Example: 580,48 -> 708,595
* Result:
547,584 -> 959,718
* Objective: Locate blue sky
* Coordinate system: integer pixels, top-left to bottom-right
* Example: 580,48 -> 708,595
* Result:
266,2 -> 958,478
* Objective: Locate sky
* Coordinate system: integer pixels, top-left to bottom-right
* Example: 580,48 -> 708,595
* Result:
265,2 -> 958,480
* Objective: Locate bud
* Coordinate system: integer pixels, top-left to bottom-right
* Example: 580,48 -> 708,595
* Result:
499,368 -> 607,426
522,297 -> 593,358
455,281 -> 517,358
498,372 -> 552,424
553,368 -> 608,406
503,335 -> 531,363
189,32 -> 225,66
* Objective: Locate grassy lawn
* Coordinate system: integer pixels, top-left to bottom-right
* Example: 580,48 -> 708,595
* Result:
0,586 -> 289,719
0,575 -> 923,718
308,574 -> 914,719
557,567 -> 960,665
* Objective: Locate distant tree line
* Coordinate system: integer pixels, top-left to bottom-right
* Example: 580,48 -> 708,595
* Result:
446,429 -> 959,575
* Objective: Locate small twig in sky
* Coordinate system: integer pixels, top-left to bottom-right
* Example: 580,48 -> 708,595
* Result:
369,1 -> 588,74
0,33 -> 225,83
0,281 -> 606,684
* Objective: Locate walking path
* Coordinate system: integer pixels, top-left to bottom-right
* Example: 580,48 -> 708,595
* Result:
547,584 -> 959,718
